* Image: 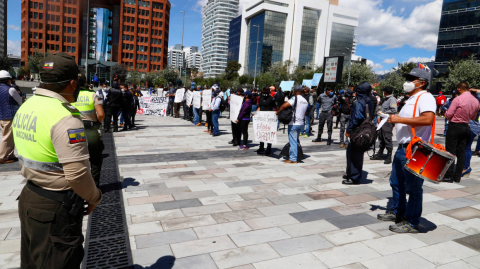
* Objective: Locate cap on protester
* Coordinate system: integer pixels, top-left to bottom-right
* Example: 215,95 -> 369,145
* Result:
403,68 -> 430,81
39,52 -> 79,83
383,86 -> 394,94
244,90 -> 253,98
214,90 -> 220,95
340,90 -> 345,94
294,85 -> 303,91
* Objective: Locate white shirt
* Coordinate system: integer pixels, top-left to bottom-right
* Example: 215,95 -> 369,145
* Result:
9,87 -> 22,105
396,91 -> 436,144
287,95 -> 308,126
211,96 -> 222,111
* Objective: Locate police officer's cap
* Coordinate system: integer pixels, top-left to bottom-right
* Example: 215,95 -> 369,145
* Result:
40,52 -> 79,84
383,86 -> 394,94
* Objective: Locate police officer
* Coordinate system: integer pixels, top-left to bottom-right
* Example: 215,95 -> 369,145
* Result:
71,70 -> 105,186
371,86 -> 397,164
104,77 -> 124,132
313,88 -> 337,145
13,53 -> 102,268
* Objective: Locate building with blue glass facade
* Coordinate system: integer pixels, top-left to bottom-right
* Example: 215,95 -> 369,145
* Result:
228,15 -> 242,63
435,0 -> 480,74
238,0 -> 359,76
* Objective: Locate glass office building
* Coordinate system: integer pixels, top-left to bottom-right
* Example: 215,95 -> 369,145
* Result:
299,9 -> 320,68
329,22 -> 355,64
435,0 -> 480,74
228,15 -> 242,63
245,11 -> 287,76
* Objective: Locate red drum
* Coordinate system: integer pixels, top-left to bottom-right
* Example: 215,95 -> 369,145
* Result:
404,141 -> 455,184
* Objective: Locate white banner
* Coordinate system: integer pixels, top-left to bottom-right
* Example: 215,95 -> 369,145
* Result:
174,88 -> 185,103
202,90 -> 212,109
230,94 -> 244,123
253,112 -> 278,144
193,91 -> 201,109
157,88 -> 164,97
141,91 -> 150,97
325,57 -> 339,83
186,90 -> 193,107
138,96 -> 168,116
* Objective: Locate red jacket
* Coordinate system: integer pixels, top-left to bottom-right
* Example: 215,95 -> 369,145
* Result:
436,94 -> 447,105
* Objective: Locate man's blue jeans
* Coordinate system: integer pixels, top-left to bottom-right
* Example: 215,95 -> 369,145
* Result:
465,131 -> 476,169
315,103 -> 320,119
390,147 -> 424,228
251,105 -> 257,119
288,125 -> 302,162
303,115 -> 311,135
193,107 -> 200,124
444,118 -> 448,136
212,110 -> 220,135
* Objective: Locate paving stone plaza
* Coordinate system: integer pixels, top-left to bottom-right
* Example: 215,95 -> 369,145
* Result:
2,114 -> 480,268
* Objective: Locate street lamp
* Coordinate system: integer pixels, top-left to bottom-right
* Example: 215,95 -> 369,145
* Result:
180,11 -> 185,86
345,47 -> 352,86
253,24 -> 260,89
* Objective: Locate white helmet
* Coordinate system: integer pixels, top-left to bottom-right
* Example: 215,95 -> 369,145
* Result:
0,70 -> 11,80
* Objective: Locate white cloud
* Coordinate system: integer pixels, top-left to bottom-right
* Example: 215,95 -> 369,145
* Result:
367,59 -> 384,70
8,25 -> 20,31
405,56 -> 435,63
383,58 -> 396,64
339,0 -> 442,51
7,40 -> 21,56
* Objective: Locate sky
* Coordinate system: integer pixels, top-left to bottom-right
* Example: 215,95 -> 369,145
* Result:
6,0 -> 442,74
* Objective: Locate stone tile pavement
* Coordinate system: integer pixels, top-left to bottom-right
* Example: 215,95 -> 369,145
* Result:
118,114 -> 480,269
1,112 -> 480,268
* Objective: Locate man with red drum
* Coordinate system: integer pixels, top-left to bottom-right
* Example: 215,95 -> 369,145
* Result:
377,68 -> 436,234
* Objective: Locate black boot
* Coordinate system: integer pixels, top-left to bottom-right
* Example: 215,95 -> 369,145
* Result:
384,150 -> 392,164
312,136 -> 322,142
327,137 -> 332,145
370,148 -> 384,160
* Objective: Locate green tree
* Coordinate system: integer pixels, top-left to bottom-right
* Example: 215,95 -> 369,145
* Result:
379,71 -> 405,96
397,62 -> 416,74
444,55 -> 480,92
127,69 -> 142,86
256,72 -> 275,89
159,66 -> 178,85
238,74 -> 251,86
112,63 -> 128,82
0,55 -> 12,71
27,50 -> 49,74
225,61 -> 242,80
144,72 -> 157,88
267,62 -> 289,86
337,62 -> 376,89
17,66 -> 30,78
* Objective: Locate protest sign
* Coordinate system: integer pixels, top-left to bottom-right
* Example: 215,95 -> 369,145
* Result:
230,94 -> 244,123
157,88 -> 164,97
174,88 -> 185,103
139,96 -> 168,116
193,91 -> 201,109
141,91 -> 150,97
253,111 -> 278,144
202,90 -> 212,109
186,90 -> 193,107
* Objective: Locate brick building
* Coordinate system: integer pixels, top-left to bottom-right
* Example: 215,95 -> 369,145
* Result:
21,0 -> 170,74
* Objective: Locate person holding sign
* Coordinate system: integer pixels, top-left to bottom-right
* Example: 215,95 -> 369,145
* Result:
210,90 -> 223,136
236,91 -> 253,150
256,87 -> 276,155
229,88 -> 244,147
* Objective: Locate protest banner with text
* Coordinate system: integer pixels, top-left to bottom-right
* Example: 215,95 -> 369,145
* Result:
253,111 -> 278,144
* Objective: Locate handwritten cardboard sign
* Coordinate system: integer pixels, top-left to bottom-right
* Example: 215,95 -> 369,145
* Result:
253,111 -> 278,144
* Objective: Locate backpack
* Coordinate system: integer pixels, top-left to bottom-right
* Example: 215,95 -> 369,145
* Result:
278,96 -> 297,125
350,97 -> 377,152
219,97 -> 228,112
275,92 -> 285,107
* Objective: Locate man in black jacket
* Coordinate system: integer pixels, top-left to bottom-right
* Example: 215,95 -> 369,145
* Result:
130,88 -> 140,127
338,89 -> 353,148
104,79 -> 124,132
343,82 -> 374,185
121,84 -> 133,131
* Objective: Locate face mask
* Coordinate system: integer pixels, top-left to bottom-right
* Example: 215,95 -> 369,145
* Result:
60,81 -> 81,102
403,81 -> 416,93
121,89 -> 125,92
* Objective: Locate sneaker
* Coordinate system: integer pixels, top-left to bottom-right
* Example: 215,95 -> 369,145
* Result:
388,221 -> 406,230
243,147 -> 249,150
377,211 -> 396,222
304,134 -> 308,138
390,223 -> 419,234
238,145 -> 245,150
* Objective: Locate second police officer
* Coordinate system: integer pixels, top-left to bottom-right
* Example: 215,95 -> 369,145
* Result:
71,70 -> 105,186
370,86 -> 397,164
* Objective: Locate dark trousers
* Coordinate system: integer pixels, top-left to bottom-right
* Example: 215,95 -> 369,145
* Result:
378,122 -> 394,151
174,103 -> 181,118
445,122 -> 470,181
182,101 -> 189,119
105,105 -> 121,132
240,120 -> 250,146
206,111 -> 213,131
339,114 -> 350,144
19,186 -> 85,269
85,128 -> 104,186
317,111 -> 333,138
346,141 -> 364,181
188,106 -> 193,121
167,101 -> 174,116
232,122 -> 240,144
130,111 -> 136,126
309,108 -> 314,133
122,109 -> 131,129
199,107 -> 203,122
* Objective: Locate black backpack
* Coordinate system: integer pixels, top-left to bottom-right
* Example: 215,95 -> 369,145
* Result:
275,92 -> 285,107
219,97 -> 228,112
350,97 -> 377,152
278,96 -> 297,125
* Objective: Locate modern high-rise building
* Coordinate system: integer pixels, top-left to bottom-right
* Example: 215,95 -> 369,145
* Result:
21,0 -> 170,74
201,0 -> 239,78
227,15 -> 241,63
434,0 -> 480,75
167,44 -> 184,68
238,0 -> 359,76
185,46 -> 201,68
0,0 -> 7,56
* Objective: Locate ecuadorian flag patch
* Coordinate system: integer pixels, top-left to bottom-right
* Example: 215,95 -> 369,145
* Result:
68,129 -> 86,144
43,62 -> 54,70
